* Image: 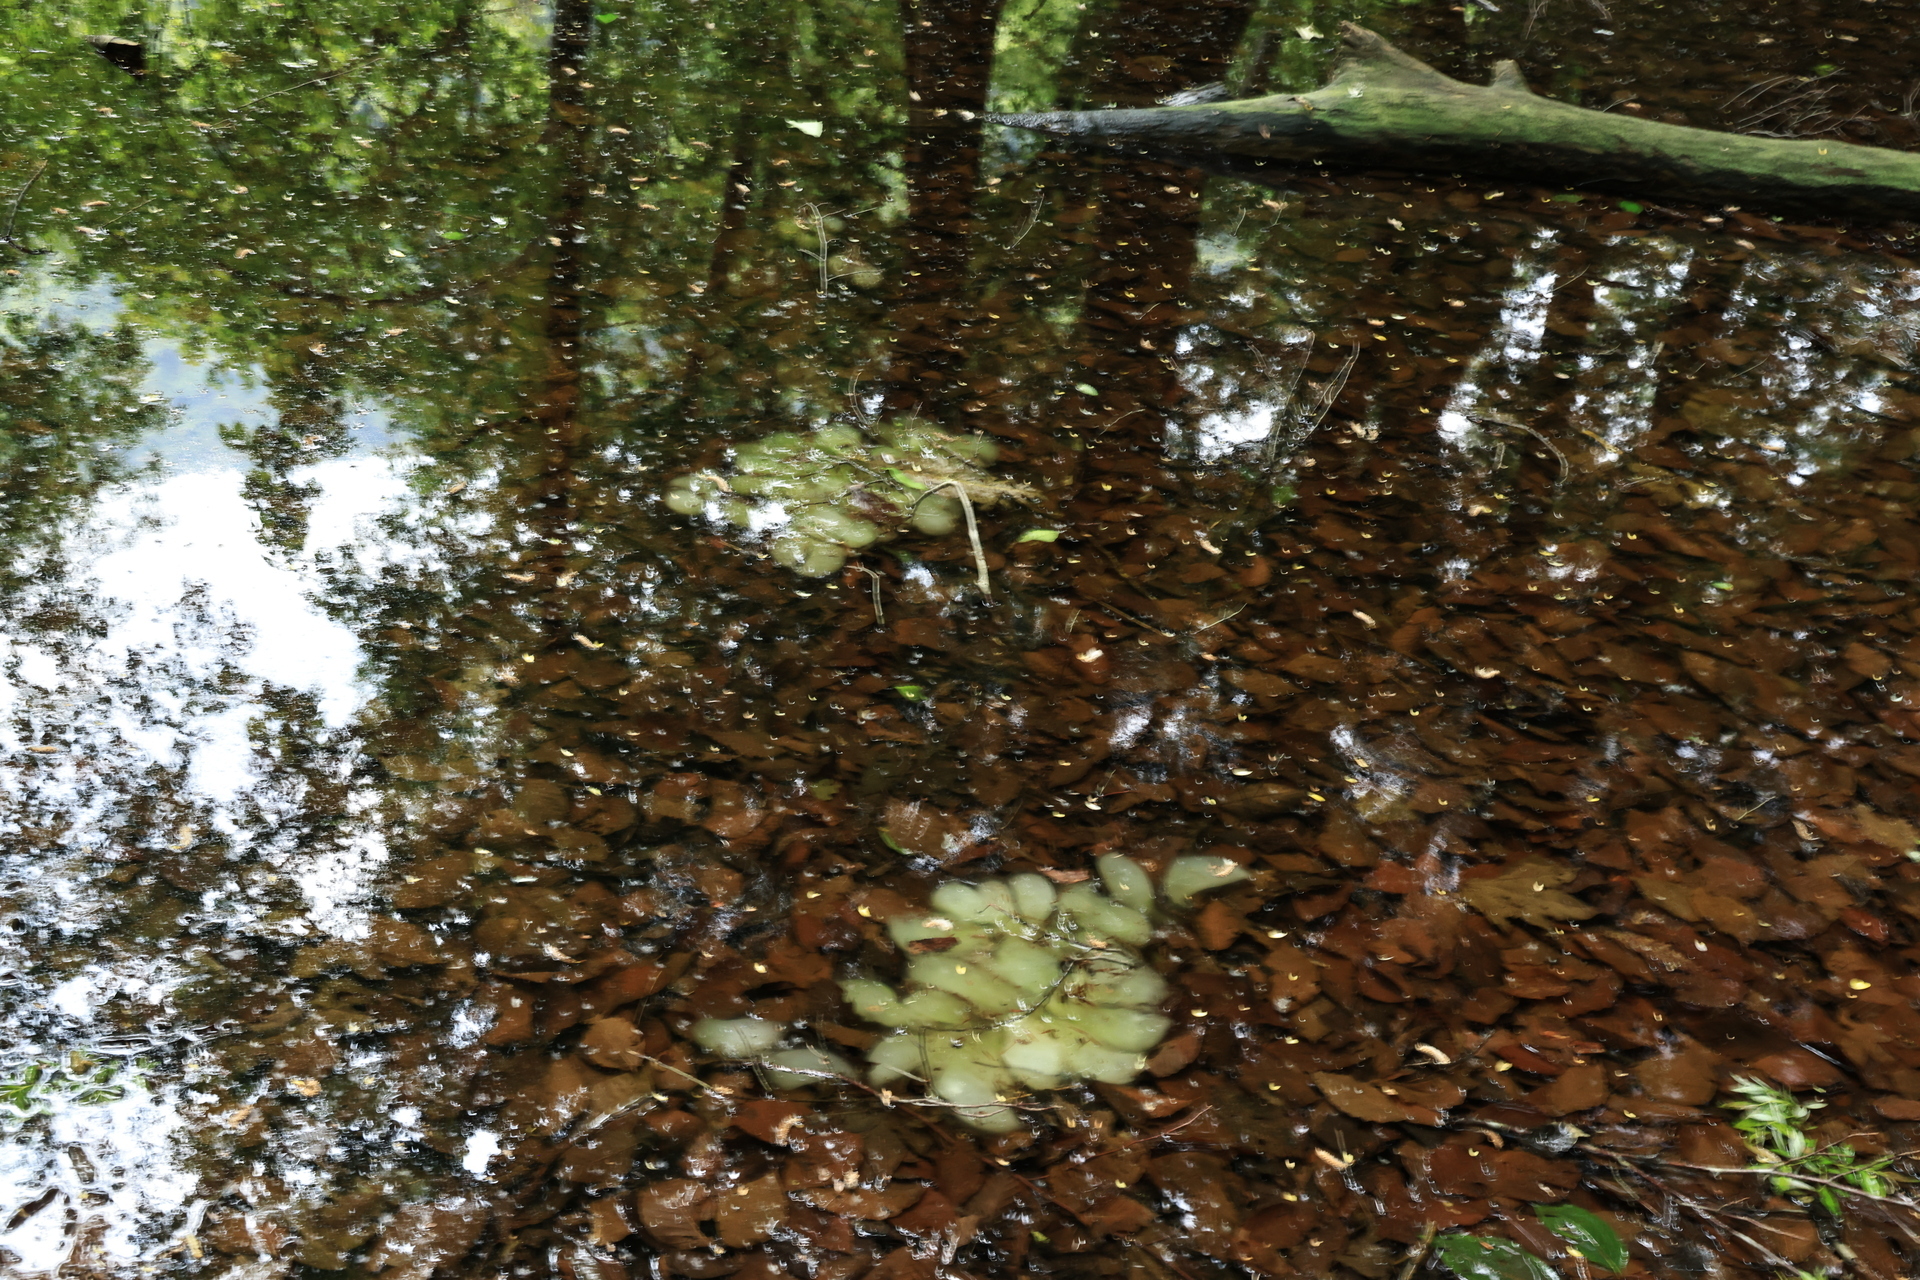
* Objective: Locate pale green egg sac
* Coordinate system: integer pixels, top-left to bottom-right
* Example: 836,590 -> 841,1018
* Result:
680,854 -> 1251,1131
656,418 -> 1012,576
836,853 -> 1249,1132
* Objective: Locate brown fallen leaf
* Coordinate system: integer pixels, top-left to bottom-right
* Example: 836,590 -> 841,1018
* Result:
1598,929 -> 1687,972
1458,860 -> 1597,928
579,1017 -> 646,1071
1634,1038 -> 1722,1105
1853,805 -> 1918,853
792,1183 -> 926,1220
362,1197 -> 489,1280
587,1197 -> 632,1246
1524,1062 -> 1609,1116
1311,1072 -> 1443,1126
714,1173 -> 788,1248
1425,1137 -> 1579,1200
880,797 -> 983,862
1282,652 -> 1347,683
638,1178 -> 713,1249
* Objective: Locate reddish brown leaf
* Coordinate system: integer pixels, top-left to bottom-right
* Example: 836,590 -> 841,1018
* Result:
1634,1039 -> 1722,1105
1084,1194 -> 1154,1237
1524,1062 -> 1609,1117
879,797 -> 981,862
714,1174 -> 788,1248
1424,1137 -> 1579,1201
733,1099 -> 810,1145
1281,652 -> 1346,683
1750,1048 -> 1846,1090
580,1018 -> 646,1071
889,1188 -> 959,1237
1311,1072 -> 1442,1126
1194,898 -> 1244,950
638,1179 -> 712,1249
1146,1031 -> 1201,1077
792,1184 -> 926,1220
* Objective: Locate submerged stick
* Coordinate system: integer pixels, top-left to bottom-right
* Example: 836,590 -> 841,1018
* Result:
994,23 -> 1920,221
1,160 -> 49,253
919,480 -> 992,598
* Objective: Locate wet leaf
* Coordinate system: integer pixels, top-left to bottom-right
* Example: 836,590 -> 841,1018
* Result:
580,1017 -> 646,1071
715,1173 -> 789,1247
1458,860 -> 1597,928
793,1184 -> 926,1220
639,1179 -> 714,1249
878,797 -> 981,862
787,119 -> 824,136
588,1197 -> 632,1246
1534,1204 -> 1627,1273
1426,1137 -> 1580,1200
1433,1234 -> 1556,1280
1524,1062 -> 1609,1117
1282,652 -> 1346,683
362,1197 -> 489,1280
1016,528 -> 1062,542
1312,1072 -> 1443,1125
1634,1038 -> 1722,1105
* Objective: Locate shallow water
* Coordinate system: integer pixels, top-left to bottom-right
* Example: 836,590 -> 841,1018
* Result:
3,1 -> 1920,1277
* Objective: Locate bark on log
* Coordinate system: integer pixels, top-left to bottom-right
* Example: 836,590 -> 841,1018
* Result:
993,24 -> 1920,221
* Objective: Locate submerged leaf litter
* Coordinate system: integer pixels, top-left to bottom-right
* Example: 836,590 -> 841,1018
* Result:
3,1 -> 1920,1279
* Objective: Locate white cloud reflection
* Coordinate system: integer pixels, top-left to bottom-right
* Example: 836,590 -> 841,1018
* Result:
0,363 -> 404,1272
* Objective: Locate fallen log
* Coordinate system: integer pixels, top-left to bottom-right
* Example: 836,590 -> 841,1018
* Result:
993,24 -> 1920,222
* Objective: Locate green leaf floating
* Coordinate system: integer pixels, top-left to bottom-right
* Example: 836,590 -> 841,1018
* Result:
1534,1205 -> 1627,1273
1016,529 -> 1061,543
1432,1235 -> 1556,1280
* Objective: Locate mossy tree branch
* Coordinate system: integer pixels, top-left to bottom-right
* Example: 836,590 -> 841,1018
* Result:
994,24 -> 1920,221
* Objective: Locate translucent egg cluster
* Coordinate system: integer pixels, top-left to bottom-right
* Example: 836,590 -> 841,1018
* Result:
842,853 -> 1248,1131
662,420 -> 1001,576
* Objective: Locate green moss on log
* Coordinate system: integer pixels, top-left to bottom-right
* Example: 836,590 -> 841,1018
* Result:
994,24 -> 1920,221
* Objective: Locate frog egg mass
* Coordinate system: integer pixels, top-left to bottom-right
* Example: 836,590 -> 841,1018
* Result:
690,854 -> 1251,1132
662,419 -> 1008,576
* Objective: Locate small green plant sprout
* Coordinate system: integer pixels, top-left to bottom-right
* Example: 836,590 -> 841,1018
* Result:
0,1050 -> 146,1124
1722,1074 -> 1898,1213
1533,1204 -> 1628,1273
